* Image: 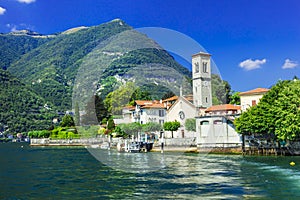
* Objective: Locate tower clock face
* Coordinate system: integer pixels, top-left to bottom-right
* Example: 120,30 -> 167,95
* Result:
179,111 -> 185,120
203,81 -> 208,86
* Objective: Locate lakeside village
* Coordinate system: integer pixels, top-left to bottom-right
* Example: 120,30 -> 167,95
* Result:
6,52 -> 300,155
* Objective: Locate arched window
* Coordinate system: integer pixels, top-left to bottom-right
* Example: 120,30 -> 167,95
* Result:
200,120 -> 209,125
213,120 -> 222,125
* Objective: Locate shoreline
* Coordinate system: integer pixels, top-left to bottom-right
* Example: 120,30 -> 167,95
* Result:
29,142 -> 243,154
28,138 -> 300,155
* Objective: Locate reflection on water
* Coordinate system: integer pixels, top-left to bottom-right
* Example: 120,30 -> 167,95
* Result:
1,143 -> 300,199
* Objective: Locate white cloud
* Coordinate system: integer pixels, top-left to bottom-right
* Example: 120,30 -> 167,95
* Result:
6,24 -> 18,32
0,7 -> 6,15
6,23 -> 35,32
239,58 -> 267,71
282,59 -> 298,69
17,0 -> 36,4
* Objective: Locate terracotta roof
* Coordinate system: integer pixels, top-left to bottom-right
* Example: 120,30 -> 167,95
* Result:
134,100 -> 165,109
142,103 -> 165,109
184,95 -> 193,102
239,88 -> 269,96
135,100 -> 154,106
205,104 -> 241,112
162,96 -> 178,102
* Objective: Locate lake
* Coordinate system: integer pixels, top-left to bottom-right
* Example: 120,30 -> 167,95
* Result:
1,143 -> 300,199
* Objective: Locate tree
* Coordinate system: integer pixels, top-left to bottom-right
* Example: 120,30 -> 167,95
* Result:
81,95 -> 109,125
211,74 -> 231,104
185,118 -> 196,132
113,126 -> 128,138
129,87 -> 151,105
95,95 -> 109,123
234,79 -> 300,141
60,114 -> 75,127
81,95 -> 98,125
104,82 -> 137,115
163,121 -> 181,138
106,118 -> 115,135
229,91 -> 241,105
142,122 -> 162,133
74,102 -> 80,125
118,122 -> 142,138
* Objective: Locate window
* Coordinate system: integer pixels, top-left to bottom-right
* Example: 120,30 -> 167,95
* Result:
213,120 -> 222,125
195,62 -> 199,73
205,97 -> 208,103
203,62 -> 208,73
159,120 -> 164,125
200,120 -> 209,125
159,109 -> 165,117
252,100 -> 257,106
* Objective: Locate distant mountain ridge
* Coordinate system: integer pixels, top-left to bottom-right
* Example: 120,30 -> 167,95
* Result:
0,19 -> 231,133
4,19 -> 191,111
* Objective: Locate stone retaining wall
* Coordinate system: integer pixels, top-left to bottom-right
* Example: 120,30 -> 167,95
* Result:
30,138 -> 109,146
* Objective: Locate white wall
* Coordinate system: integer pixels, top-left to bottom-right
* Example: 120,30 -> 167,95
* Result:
166,97 -> 197,138
240,94 -> 264,111
196,116 -> 242,147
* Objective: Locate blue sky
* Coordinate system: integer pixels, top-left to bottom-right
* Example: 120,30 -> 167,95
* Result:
0,0 -> 299,92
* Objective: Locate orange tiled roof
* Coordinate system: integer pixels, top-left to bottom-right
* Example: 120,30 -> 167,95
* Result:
184,95 -> 193,102
142,103 -> 165,109
239,88 -> 269,96
135,100 -> 154,106
134,100 -> 165,109
162,96 -> 178,102
205,104 -> 241,112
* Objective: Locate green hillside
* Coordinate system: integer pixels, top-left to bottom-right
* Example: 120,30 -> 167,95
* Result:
7,19 -> 192,111
8,20 -> 133,110
1,19 -> 230,127
0,33 -> 51,70
0,69 -> 57,133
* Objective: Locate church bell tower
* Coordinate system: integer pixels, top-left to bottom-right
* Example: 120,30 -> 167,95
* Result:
192,52 -> 212,108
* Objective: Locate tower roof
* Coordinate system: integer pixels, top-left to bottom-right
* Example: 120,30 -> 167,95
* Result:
192,51 -> 211,58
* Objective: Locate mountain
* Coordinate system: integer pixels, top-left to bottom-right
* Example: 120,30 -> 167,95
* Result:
0,32 -> 52,70
0,69 -> 57,133
1,19 -> 230,132
6,19 -> 191,111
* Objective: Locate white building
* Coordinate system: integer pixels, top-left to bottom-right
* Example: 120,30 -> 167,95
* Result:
131,100 -> 166,126
192,52 -> 243,148
192,52 -> 212,109
196,105 -> 242,148
239,88 -> 269,111
165,95 -> 197,138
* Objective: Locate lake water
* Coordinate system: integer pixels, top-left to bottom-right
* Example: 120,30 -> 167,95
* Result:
1,143 -> 300,199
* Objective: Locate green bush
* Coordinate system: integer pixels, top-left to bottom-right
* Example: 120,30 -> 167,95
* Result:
50,126 -> 79,139
28,130 -> 51,138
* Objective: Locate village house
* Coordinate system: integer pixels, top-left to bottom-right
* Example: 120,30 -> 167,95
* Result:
131,100 -> 166,125
239,88 -> 269,111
